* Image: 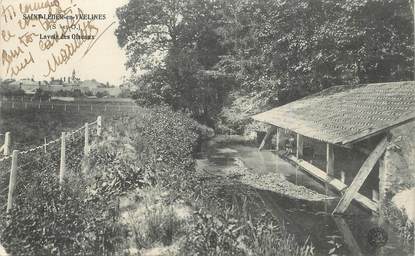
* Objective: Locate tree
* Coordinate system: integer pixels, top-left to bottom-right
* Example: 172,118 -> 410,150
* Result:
218,0 -> 414,105
116,0 -> 231,123
117,0 -> 414,126
96,91 -> 110,98
34,88 -> 51,101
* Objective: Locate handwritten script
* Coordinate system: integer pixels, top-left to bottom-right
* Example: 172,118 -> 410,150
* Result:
0,0 -> 113,78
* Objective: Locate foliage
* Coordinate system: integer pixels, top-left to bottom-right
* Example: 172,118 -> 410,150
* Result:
0,139 -> 127,255
132,204 -> 183,249
182,209 -> 313,256
88,145 -> 146,196
0,108 -> 98,145
382,193 -> 414,242
107,108 -> 313,255
116,0 -> 232,124
0,86 -> 25,97
54,88 -> 88,98
0,106 -> 313,255
96,91 -> 110,98
34,88 -> 52,101
117,0 -> 414,126
218,0 -> 413,103
109,107 -> 201,194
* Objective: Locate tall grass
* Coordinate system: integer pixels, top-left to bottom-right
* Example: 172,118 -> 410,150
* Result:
124,186 -> 185,250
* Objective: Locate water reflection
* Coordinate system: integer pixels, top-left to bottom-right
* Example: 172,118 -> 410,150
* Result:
196,140 -> 414,256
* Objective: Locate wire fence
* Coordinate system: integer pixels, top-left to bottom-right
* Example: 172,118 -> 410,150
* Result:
0,100 -> 140,114
0,116 -> 102,213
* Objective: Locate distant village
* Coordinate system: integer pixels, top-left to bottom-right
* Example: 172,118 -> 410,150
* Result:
0,70 -> 131,99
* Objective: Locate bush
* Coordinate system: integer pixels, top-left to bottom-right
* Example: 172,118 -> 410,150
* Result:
0,172 -> 127,255
132,204 -> 183,249
182,209 -> 313,256
107,108 -> 314,255
0,136 -> 128,255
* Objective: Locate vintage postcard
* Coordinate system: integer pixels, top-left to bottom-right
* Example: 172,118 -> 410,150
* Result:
0,0 -> 414,255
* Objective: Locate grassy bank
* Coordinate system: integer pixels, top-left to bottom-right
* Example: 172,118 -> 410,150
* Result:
94,107 -> 314,255
0,107 -> 313,255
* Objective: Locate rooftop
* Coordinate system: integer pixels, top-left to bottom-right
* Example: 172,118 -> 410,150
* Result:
252,81 -> 415,145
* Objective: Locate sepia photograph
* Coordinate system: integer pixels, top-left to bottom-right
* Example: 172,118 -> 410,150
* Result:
0,0 -> 414,255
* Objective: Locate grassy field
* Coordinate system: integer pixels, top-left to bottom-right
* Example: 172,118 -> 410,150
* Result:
0,99 -> 137,147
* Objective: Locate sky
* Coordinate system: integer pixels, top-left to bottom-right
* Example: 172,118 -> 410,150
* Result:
1,0 -> 129,85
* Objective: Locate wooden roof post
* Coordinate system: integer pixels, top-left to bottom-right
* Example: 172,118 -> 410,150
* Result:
276,127 -> 281,151
296,134 -> 303,159
333,136 -> 388,214
326,143 -> 334,176
259,126 -> 275,151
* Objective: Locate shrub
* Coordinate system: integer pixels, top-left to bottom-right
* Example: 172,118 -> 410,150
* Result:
133,204 -> 183,249
0,171 -> 127,255
181,209 -> 314,256
0,136 -> 128,255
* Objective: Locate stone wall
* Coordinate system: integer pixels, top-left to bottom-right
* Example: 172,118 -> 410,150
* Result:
382,121 -> 415,238
385,121 -> 415,196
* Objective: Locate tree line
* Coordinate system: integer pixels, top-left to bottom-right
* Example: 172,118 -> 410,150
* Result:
116,0 -> 414,125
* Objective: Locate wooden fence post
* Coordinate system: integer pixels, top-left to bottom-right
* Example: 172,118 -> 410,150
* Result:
97,116 -> 102,136
64,104 -> 67,112
4,132 -> 10,156
84,123 -> 89,156
59,132 -> 66,185
44,137 -> 47,153
7,150 -> 19,212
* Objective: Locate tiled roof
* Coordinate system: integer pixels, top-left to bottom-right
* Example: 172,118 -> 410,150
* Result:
252,81 -> 415,145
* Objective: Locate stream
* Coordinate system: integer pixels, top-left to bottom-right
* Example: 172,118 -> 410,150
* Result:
196,137 -> 414,256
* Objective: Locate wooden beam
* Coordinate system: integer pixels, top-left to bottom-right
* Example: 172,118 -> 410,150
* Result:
287,155 -> 378,212
333,136 -> 388,214
378,144 -> 390,225
259,126 -> 276,151
333,217 -> 363,256
326,143 -> 334,176
296,134 -> 303,158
